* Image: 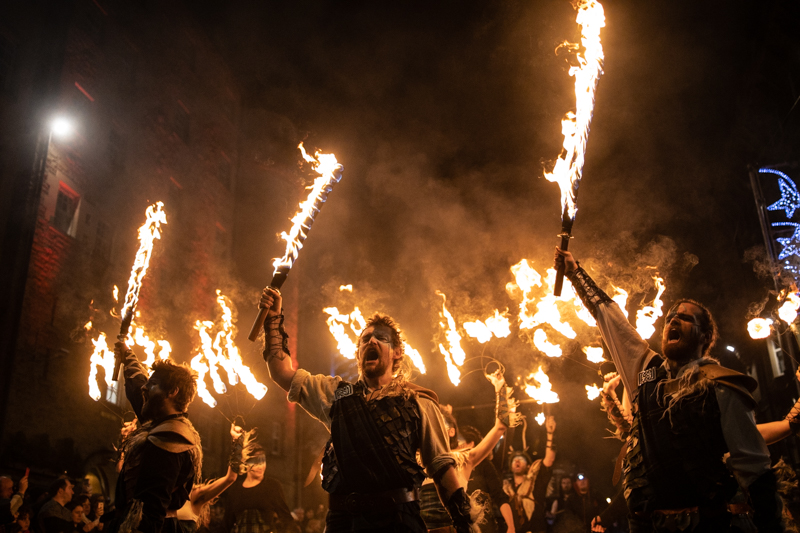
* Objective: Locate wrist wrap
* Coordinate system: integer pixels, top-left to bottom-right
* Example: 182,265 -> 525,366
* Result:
567,266 -> 613,319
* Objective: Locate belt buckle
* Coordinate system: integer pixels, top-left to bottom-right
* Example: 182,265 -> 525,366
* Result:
345,493 -> 359,514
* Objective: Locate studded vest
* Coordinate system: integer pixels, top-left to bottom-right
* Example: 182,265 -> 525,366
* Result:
321,380 -> 428,495
623,357 -> 740,513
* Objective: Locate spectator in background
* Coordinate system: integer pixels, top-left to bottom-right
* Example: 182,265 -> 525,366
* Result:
68,497 -> 90,528
6,507 -> 32,533
547,476 -> 572,529
86,497 -> 104,532
38,477 -> 74,533
460,425 -> 514,533
563,472 -> 604,533
1,474 -> 28,525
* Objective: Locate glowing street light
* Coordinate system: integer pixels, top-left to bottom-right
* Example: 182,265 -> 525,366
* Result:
50,117 -> 74,139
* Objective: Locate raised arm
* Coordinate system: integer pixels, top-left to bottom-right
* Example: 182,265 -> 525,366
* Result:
543,416 -> 556,467
757,368 -> 800,445
465,371 -> 522,475
554,247 -> 654,394
114,341 -> 147,418
260,287 -> 296,392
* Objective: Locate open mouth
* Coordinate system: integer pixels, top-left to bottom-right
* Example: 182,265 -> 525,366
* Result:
667,329 -> 681,344
364,346 -> 380,362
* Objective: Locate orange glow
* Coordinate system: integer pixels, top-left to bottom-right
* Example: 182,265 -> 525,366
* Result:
583,346 -> 604,363
778,291 -> 800,324
748,318 -> 772,339
523,367 -> 559,404
586,384 -> 601,400
436,291 -> 466,386
635,276 -> 665,340
533,329 -> 562,358
273,144 -> 342,275
88,333 -> 115,401
543,0 -> 605,221
611,285 -> 629,317
464,310 -> 511,343
120,202 -> 167,326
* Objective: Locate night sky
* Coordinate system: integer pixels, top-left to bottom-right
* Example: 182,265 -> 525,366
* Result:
187,0 -> 800,487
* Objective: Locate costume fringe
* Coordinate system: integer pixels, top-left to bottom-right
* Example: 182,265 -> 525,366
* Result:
658,358 -> 717,426
118,499 -> 143,533
239,428 -> 259,475
773,458 -> 799,532
468,489 -> 491,532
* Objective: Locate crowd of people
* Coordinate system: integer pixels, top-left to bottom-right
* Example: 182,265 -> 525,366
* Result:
4,245 -> 800,533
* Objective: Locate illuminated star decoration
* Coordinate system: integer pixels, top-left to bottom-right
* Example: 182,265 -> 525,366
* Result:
763,168 -> 800,218
773,222 -> 800,260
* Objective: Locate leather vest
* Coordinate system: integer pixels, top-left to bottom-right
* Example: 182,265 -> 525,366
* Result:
623,357 -> 740,513
321,381 -> 427,494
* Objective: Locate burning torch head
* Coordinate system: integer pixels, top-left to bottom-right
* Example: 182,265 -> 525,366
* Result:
141,359 -> 198,421
661,299 -> 717,361
356,313 -> 405,380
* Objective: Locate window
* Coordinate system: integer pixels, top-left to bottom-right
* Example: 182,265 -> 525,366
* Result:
53,185 -> 80,236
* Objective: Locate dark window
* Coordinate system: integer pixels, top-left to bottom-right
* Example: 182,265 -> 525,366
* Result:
0,34 -> 16,92
93,221 -> 113,261
174,106 -> 190,143
108,129 -> 125,174
53,186 -> 80,236
217,156 -> 231,189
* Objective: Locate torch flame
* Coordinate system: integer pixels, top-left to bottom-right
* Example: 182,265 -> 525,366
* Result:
635,276 -> 665,340
543,0 -> 605,222
748,318 -> 772,339
120,202 -> 167,325
464,310 -> 511,344
339,285 -> 353,292
535,412 -> 546,426
612,285 -> 629,317
190,292 -> 268,407
403,342 -> 427,375
533,329 -> 563,358
778,291 -> 800,324
523,367 -> 560,404
273,144 -> 342,275
436,291 -> 466,386
586,384 -> 601,400
88,333 -> 115,401
583,346 -> 605,363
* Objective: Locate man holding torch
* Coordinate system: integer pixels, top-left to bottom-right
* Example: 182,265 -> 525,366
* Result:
259,288 -> 474,533
554,248 -> 784,533
108,343 -> 202,533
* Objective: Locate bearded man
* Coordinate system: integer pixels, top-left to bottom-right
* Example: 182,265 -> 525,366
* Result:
554,248 -> 783,533
109,342 -> 202,533
259,287 -> 472,533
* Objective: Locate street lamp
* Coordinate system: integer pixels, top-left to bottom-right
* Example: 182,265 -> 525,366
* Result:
50,116 -> 73,139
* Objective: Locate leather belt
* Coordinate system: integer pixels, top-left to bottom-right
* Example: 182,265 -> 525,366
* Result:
329,487 -> 420,513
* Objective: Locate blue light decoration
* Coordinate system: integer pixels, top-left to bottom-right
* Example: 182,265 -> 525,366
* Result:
764,168 -> 800,218
752,167 -> 800,287
772,222 -> 800,260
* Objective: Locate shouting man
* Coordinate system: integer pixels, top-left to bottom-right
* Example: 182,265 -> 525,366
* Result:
554,248 -> 783,532
259,287 -> 472,533
109,342 -> 202,533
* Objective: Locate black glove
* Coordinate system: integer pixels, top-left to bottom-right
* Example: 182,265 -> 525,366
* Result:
445,488 -> 473,533
748,470 -> 784,533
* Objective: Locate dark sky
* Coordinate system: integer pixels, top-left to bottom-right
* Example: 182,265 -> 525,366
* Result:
189,0 -> 800,484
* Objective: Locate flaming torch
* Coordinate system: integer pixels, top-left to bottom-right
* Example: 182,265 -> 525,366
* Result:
112,202 -> 167,381
546,0 -> 605,296
248,144 -> 344,341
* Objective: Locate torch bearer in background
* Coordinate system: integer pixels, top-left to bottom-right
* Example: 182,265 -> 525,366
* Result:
112,202 -> 167,380
546,0 -> 605,296
247,144 -> 344,341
